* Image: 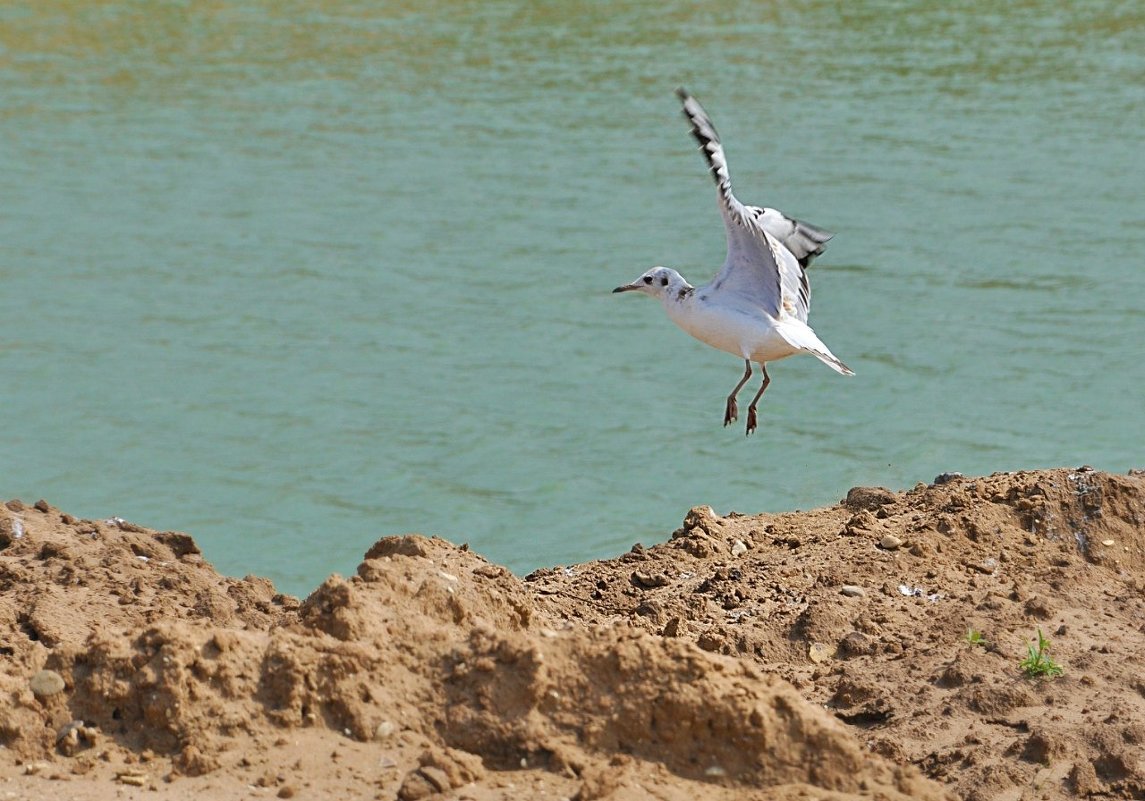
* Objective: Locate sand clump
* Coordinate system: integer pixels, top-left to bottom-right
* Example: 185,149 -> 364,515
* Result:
2,467 -> 1144,799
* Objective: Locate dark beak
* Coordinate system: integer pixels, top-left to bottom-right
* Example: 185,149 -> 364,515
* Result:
612,284 -> 636,293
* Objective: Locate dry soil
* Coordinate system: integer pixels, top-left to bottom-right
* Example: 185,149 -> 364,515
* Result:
2,466 -> 1144,800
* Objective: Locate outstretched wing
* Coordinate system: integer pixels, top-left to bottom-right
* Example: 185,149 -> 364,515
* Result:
677,88 -> 814,322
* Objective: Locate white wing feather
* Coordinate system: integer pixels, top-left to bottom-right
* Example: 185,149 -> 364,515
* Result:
677,89 -> 818,322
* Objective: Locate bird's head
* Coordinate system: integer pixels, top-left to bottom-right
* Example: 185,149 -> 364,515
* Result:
612,266 -> 686,298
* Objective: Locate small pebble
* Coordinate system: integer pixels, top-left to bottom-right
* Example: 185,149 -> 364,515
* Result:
1102,539 -> 1115,546
631,570 -> 670,588
840,585 -> 866,597
116,772 -> 147,787
838,631 -> 875,658
730,539 -> 748,557
56,720 -> 99,756
879,534 -> 903,550
30,670 -> 66,698
808,643 -> 832,663
845,486 -> 897,510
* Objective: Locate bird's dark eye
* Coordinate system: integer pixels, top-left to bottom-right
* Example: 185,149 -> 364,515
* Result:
660,277 -> 668,286
643,275 -> 653,284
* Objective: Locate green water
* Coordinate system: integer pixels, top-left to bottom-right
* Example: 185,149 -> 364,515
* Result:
2,1 -> 1143,596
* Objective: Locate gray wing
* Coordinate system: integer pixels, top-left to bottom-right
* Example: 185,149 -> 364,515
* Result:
677,88 -> 811,322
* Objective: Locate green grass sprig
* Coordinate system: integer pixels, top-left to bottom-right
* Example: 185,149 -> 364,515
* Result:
1019,629 -> 1064,679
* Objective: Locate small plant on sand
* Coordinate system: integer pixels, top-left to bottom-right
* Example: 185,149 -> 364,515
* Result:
1019,629 -> 1064,678
965,627 -> 987,647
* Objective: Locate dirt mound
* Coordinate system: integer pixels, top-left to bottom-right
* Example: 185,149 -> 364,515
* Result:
527,467 -> 1145,800
2,467 -> 1143,799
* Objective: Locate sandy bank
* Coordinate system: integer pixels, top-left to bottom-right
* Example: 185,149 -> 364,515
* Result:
3,467 -> 1144,800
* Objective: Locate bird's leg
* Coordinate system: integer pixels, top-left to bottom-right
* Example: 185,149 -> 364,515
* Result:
745,364 -> 771,436
724,360 -> 752,426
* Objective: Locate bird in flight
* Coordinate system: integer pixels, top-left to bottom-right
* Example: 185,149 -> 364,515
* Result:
614,88 -> 853,435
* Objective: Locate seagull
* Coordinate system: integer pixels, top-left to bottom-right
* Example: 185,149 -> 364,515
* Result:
614,88 -> 853,435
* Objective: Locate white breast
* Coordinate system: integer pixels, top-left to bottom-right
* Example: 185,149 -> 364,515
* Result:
664,293 -> 799,363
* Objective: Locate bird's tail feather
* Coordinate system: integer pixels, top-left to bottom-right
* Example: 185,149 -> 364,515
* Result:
776,320 -> 854,376
808,348 -> 854,376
